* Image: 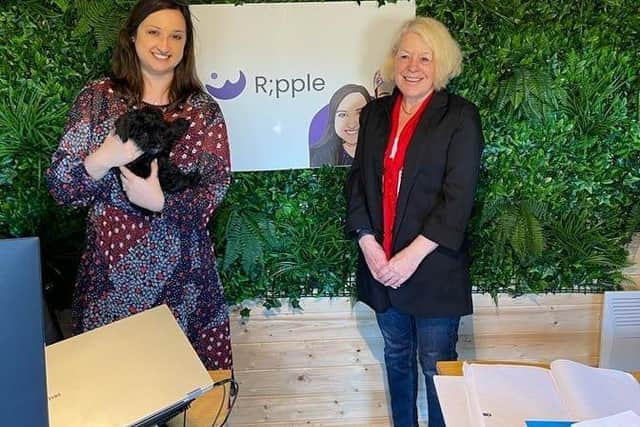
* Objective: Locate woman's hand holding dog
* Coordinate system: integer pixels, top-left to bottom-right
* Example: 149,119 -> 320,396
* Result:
119,160 -> 165,212
85,130 -> 143,180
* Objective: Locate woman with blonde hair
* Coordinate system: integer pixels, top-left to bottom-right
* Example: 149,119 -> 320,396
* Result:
346,17 -> 484,426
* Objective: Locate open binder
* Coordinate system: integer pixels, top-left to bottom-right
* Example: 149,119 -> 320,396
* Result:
462,360 -> 640,427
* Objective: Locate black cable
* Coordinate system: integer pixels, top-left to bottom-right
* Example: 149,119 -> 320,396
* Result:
212,379 -> 226,427
209,375 -> 239,427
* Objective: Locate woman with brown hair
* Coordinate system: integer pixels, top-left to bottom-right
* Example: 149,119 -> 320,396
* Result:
47,0 -> 232,370
310,84 -> 372,167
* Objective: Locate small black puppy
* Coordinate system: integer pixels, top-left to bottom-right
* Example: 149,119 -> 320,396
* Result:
114,106 -> 199,193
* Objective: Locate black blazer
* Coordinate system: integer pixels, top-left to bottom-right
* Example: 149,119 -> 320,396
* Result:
346,90 -> 484,317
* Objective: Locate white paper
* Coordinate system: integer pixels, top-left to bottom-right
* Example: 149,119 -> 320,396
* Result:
463,363 -> 572,427
572,410 -> 640,427
434,376 -> 473,427
550,359 -> 640,419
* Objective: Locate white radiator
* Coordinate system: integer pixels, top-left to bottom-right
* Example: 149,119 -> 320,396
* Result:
599,291 -> 640,371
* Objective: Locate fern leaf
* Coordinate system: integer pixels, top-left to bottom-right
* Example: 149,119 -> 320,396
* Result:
221,210 -> 242,270
494,67 -> 558,122
72,0 -> 130,52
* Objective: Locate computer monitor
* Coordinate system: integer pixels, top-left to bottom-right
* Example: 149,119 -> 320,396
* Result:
0,237 -> 49,426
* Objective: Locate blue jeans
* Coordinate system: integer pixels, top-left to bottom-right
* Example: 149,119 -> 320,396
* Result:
376,307 -> 460,427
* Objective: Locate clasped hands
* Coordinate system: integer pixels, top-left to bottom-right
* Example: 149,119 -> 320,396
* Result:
358,234 -> 437,289
84,130 -> 165,212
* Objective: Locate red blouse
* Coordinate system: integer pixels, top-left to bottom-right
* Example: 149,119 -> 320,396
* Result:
382,93 -> 433,258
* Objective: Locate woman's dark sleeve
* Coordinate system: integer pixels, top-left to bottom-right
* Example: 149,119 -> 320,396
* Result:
422,103 -> 484,250
46,84 -> 112,207
346,105 -> 373,239
159,100 -> 231,228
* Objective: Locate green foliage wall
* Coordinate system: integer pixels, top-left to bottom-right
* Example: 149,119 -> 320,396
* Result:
1,0 -> 639,308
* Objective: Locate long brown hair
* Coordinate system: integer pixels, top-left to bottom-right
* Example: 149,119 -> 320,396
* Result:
316,84 -> 372,148
111,0 -> 202,109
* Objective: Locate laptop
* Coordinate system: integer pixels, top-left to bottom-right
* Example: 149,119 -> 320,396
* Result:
46,304 -> 214,427
0,237 -> 49,427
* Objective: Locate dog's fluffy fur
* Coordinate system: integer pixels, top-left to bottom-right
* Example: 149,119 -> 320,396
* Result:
114,106 -> 199,194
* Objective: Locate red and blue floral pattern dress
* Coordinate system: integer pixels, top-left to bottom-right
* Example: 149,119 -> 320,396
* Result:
47,78 -> 232,370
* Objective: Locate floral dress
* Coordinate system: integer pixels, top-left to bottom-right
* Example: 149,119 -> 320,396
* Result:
47,78 -> 232,370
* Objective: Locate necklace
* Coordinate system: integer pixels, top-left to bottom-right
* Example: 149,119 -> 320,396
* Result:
143,96 -> 170,107
142,84 -> 171,107
401,101 -> 416,115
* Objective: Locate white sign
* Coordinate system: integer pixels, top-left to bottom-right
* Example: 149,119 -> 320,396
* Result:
192,1 -> 415,171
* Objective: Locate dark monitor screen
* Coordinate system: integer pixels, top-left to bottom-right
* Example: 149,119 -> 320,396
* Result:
0,237 -> 49,426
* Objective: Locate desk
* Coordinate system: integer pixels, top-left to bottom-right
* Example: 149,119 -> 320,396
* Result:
167,370 -> 232,427
434,362 -> 640,427
436,361 -> 640,381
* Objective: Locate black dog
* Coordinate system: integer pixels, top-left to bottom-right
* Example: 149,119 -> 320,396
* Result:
114,106 -> 199,194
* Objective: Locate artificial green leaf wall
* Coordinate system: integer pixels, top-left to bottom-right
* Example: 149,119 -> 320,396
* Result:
1,0 -> 638,306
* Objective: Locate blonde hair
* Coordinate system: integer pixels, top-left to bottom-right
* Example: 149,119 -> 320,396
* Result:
381,17 -> 463,91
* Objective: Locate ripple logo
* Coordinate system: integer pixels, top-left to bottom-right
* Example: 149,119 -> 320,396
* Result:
205,71 -> 247,100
